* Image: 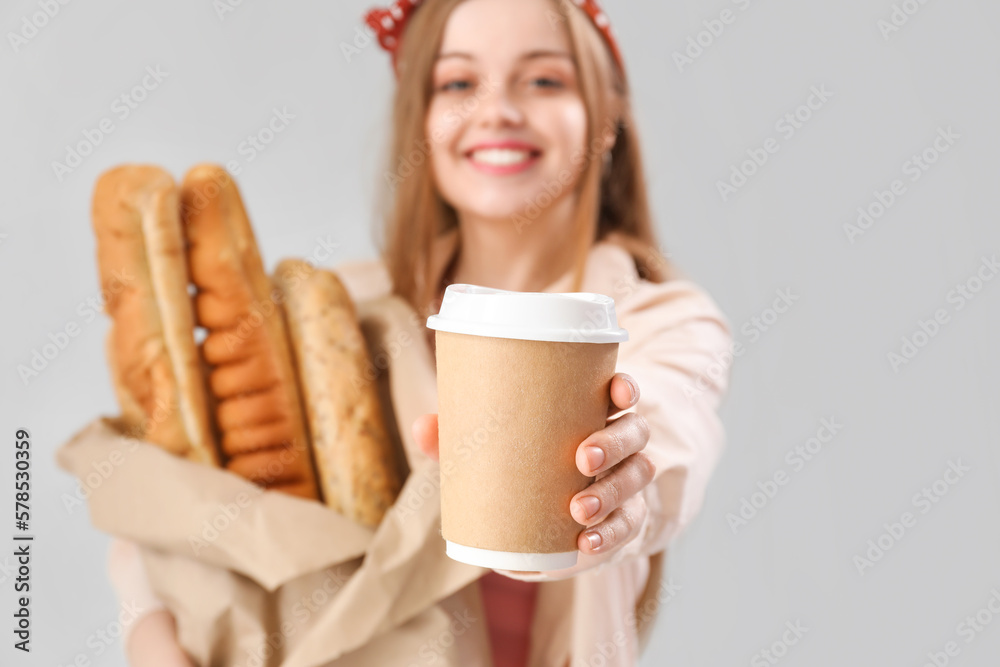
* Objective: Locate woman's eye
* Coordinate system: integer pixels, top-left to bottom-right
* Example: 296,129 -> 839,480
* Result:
530,77 -> 563,89
440,80 -> 473,92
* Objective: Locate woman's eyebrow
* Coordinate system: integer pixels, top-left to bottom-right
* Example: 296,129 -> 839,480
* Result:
435,49 -> 573,62
520,49 -> 573,61
436,52 -> 474,61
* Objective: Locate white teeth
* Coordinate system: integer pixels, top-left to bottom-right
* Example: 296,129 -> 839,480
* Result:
469,148 -> 533,166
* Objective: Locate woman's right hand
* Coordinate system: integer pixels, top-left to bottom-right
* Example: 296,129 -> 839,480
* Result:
412,414 -> 441,461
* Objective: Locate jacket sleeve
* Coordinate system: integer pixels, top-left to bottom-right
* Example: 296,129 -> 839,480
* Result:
493,279 -> 733,581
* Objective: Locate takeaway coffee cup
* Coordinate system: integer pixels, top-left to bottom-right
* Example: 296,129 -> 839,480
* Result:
426,284 -> 628,571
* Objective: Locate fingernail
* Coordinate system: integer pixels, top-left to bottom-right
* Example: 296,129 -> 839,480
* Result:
575,495 -> 600,520
624,375 -> 638,403
586,531 -> 602,550
584,446 -> 605,473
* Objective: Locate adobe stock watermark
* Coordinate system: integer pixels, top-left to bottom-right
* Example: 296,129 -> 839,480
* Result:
750,620 -> 809,666
300,233 -> 343,269
877,0 -> 936,41
510,115 -> 623,235
340,16 -> 379,62
188,488 -> 264,556
568,266 -> 679,343
17,268 -> 135,386
52,600 -> 145,667
385,75 -> 501,192
403,608 -> 478,667
852,459 -> 970,575
51,65 -> 169,183
843,125 -> 959,244
61,396 -> 181,514
917,587 -> 1000,667
571,577 -> 681,667
716,85 -> 834,202
391,406 -> 504,524
236,566 -> 354,667
887,254 -> 998,372
627,576 -> 681,633
213,0 -> 250,21
683,288 -> 800,400
726,417 -> 844,534
670,0 -> 762,73
209,236 -> 341,356
611,243 -> 675,301
224,107 -> 296,176
350,323 -> 415,392
7,0 -> 74,54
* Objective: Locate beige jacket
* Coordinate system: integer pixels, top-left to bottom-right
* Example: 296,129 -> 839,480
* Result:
333,229 -> 734,667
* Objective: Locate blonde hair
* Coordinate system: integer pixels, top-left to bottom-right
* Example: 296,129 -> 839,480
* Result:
374,0 -> 678,318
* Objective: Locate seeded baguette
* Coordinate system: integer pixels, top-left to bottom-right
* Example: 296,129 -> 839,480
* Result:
274,259 -> 402,526
91,165 -> 220,466
180,164 -> 320,500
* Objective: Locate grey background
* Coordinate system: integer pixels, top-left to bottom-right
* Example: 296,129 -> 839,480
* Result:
1,0 -> 998,665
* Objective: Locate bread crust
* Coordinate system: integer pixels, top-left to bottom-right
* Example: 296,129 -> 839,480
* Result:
91,165 -> 220,465
274,259 -> 402,525
180,164 -> 320,500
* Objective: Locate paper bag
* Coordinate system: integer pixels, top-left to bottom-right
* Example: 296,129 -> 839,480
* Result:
55,295 -> 492,667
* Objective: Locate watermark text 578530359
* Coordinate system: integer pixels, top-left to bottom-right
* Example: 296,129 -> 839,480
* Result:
13,428 -> 33,653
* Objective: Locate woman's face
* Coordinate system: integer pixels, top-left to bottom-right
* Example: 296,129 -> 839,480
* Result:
425,0 -> 589,223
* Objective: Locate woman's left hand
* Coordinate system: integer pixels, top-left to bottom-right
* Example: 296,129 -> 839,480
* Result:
569,372 -> 655,556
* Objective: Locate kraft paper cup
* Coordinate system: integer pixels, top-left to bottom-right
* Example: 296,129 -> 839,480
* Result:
426,284 -> 628,571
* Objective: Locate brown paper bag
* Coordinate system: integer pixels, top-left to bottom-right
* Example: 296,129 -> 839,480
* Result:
55,295 -> 492,667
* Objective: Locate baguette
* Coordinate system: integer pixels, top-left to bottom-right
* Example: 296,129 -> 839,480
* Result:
274,259 -> 402,526
179,164 -> 320,500
91,165 -> 220,465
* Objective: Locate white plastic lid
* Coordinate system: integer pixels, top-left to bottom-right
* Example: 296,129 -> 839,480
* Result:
426,284 -> 628,344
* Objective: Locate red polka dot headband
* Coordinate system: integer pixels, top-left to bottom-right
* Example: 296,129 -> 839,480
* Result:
364,0 -> 624,75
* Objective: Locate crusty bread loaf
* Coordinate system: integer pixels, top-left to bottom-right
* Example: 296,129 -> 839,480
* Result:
91,162 -> 401,518
179,164 -> 320,500
274,259 -> 402,526
91,165 -> 220,466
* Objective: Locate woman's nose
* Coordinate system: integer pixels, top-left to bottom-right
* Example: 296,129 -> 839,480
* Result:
473,82 -> 525,127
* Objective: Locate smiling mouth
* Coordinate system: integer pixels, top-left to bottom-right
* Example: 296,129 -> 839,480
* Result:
466,148 -> 542,171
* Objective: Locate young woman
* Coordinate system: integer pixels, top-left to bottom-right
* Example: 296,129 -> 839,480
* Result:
111,1 -> 732,665
368,1 -> 731,664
